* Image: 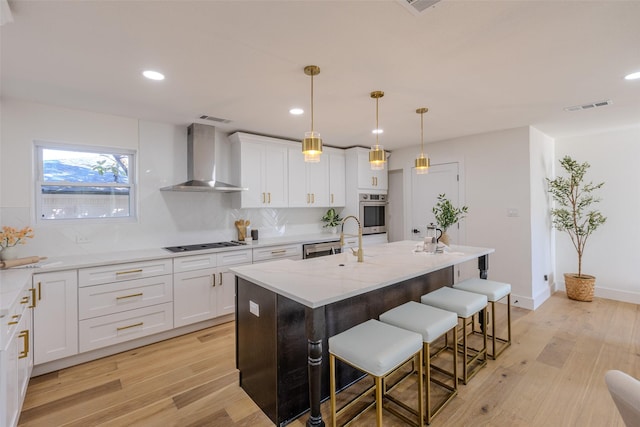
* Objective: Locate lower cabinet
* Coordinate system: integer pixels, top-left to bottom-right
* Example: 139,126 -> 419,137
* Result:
32,271 -> 78,365
1,282 -> 33,427
173,250 -> 252,327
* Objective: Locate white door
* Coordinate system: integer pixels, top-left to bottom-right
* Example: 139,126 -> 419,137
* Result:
410,163 -> 460,242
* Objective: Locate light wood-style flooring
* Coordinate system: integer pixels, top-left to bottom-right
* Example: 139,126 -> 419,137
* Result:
19,292 -> 639,426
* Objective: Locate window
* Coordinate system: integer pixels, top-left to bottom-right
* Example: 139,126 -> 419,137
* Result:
35,142 -> 136,221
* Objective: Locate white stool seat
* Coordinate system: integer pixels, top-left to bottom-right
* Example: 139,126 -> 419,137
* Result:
380,301 -> 457,343
453,278 -> 511,302
421,287 -> 487,318
329,319 -> 422,377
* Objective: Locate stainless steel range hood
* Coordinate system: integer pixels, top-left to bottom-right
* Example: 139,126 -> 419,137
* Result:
161,123 -> 246,192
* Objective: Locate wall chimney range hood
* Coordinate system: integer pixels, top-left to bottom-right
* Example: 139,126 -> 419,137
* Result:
161,123 -> 246,192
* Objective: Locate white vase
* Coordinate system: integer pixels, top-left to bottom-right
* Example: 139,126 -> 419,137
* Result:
0,246 -> 18,261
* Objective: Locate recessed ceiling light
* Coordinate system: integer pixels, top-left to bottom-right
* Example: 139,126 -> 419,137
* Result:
624,71 -> 640,80
289,108 -> 304,115
372,129 -> 384,134
142,70 -> 165,81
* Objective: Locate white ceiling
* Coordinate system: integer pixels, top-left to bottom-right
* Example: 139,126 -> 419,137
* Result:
2,0 -> 639,151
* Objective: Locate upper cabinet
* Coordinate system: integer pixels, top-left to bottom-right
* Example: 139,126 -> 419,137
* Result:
346,147 -> 388,192
230,132 -> 346,208
288,148 -> 329,207
328,148 -> 346,207
230,133 -> 289,208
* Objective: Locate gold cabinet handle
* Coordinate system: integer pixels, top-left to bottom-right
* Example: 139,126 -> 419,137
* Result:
20,296 -> 29,304
117,322 -> 143,331
271,249 -> 286,254
38,281 -> 42,301
268,192 -> 271,203
219,272 -> 223,286
212,273 -> 216,287
8,314 -> 20,326
262,192 -> 266,203
18,330 -> 29,359
116,269 -> 143,276
331,194 -> 334,204
116,292 -> 143,300
29,288 -> 36,309
307,193 -> 310,203
311,193 -> 315,203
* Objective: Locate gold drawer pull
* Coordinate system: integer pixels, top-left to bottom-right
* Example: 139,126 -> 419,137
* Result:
38,281 -> 42,300
116,269 -> 143,276
20,296 -> 29,304
29,288 -> 37,308
116,292 -> 143,300
117,322 -> 143,331
271,249 -> 286,254
268,192 -> 271,203
18,330 -> 29,359
219,272 -> 223,286
8,314 -> 20,326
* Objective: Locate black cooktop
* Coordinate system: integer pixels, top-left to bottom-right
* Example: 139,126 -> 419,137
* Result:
163,241 -> 246,253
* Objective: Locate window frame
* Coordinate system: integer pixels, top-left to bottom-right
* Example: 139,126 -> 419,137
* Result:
34,141 -> 138,224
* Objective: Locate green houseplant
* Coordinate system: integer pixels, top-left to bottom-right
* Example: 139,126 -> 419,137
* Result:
547,155 -> 606,301
321,208 -> 342,233
432,194 -> 468,245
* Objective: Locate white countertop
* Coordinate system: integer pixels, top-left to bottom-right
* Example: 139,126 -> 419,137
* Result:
230,240 -> 494,308
0,232 -> 341,317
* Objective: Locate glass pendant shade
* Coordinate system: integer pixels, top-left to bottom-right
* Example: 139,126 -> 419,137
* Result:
415,153 -> 430,174
303,131 -> 322,163
369,91 -> 386,170
302,65 -> 323,163
369,145 -> 386,170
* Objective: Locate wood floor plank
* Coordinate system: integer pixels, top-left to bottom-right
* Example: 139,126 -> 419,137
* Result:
19,292 -> 639,427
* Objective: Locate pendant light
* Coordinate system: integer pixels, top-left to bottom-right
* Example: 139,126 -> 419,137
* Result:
415,107 -> 430,175
369,91 -> 386,170
302,65 -> 322,163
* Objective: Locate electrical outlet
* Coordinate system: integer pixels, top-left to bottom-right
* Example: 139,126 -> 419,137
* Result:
249,300 -> 260,317
507,208 -> 519,217
544,274 -> 548,281
76,235 -> 90,244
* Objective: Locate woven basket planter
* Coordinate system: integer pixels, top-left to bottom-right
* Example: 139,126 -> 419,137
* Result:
564,273 -> 596,302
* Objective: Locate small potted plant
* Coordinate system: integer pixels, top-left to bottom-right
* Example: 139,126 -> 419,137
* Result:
0,226 -> 35,260
321,208 -> 342,233
432,194 -> 468,245
547,155 -> 606,301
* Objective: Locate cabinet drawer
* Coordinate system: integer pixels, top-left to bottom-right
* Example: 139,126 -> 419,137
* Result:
79,259 -> 172,287
79,303 -> 173,352
1,288 -> 31,350
173,253 -> 217,273
252,244 -> 302,262
78,275 -> 173,320
217,249 -> 252,267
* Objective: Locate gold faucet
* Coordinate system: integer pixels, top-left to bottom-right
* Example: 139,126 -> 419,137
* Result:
340,215 -> 364,263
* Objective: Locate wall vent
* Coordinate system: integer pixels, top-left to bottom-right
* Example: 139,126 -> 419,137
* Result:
199,114 -> 232,124
396,0 -> 441,16
563,100 -> 612,112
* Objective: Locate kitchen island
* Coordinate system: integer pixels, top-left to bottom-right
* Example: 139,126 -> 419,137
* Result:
231,240 -> 494,427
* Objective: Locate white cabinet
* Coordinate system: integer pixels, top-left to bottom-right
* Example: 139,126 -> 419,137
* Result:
347,147 -> 388,192
328,149 -> 346,207
230,132 -> 289,208
173,249 -> 252,327
32,271 -> 78,365
78,260 -> 173,353
288,148 -> 330,207
252,244 -> 302,263
1,282 -> 33,427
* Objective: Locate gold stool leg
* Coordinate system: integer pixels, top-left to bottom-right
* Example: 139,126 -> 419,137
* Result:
330,354 -> 337,427
375,376 -> 383,426
418,347 -> 424,427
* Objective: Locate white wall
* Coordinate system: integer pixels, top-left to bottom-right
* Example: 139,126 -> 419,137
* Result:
390,127 -> 538,309
555,126 -> 640,304
0,100 -> 329,257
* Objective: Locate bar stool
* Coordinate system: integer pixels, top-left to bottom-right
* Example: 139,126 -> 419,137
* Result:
380,301 -> 458,424
453,278 -> 512,359
329,319 -> 424,427
421,287 -> 488,385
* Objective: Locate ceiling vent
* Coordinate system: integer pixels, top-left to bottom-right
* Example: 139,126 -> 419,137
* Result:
563,100 -> 612,112
396,0 -> 441,15
199,114 -> 232,124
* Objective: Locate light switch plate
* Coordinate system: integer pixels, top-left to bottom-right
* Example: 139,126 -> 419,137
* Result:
249,300 -> 259,317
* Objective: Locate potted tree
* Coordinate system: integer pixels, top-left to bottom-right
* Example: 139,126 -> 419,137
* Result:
321,208 -> 343,233
547,155 -> 606,301
432,194 -> 468,245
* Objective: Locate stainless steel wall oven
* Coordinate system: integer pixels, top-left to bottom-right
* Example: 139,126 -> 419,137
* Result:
359,193 -> 387,235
